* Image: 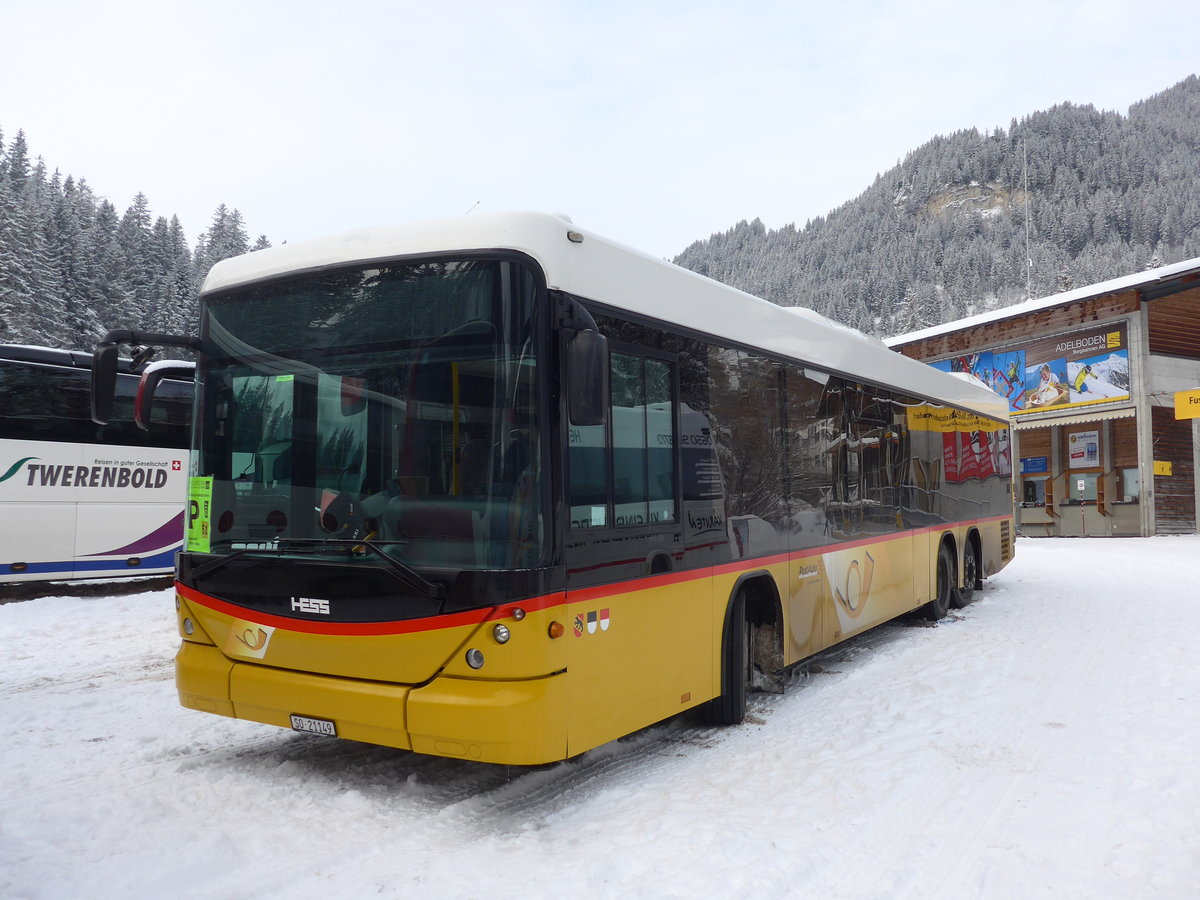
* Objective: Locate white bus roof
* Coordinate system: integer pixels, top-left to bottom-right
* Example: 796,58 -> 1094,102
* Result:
202,211 -> 1007,421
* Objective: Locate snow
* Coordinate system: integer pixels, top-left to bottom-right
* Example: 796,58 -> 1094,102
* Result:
885,255 -> 1200,347
3,536 -> 1198,899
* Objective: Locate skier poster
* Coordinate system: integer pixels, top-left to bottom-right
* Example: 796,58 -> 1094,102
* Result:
927,323 -> 1129,417
1017,324 -> 1130,415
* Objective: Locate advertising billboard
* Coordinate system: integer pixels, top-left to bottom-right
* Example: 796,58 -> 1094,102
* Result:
929,323 -> 1130,417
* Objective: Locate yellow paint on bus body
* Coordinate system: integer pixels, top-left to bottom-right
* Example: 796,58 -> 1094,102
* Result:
174,517 -> 1011,765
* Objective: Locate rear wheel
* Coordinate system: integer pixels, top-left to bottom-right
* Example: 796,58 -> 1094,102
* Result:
924,543 -> 954,621
952,540 -> 979,608
703,593 -> 748,725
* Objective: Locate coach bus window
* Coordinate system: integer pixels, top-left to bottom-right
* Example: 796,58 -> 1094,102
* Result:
0,361 -> 188,448
0,363 -> 75,441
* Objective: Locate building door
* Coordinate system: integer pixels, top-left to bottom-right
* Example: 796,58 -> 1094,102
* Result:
1059,427 -> 1107,536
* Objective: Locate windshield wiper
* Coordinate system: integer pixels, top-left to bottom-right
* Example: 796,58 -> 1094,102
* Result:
275,538 -> 444,600
190,546 -> 262,581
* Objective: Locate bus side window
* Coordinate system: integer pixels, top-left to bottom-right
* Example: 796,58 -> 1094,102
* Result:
570,350 -> 677,530
569,421 -> 609,528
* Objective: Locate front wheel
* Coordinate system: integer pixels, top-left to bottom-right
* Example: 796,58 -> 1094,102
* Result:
702,593 -> 748,725
924,543 -> 955,621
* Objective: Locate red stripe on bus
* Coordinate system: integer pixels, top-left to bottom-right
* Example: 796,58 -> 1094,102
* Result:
569,514 -> 1013,601
177,514 -> 1011,633
175,582 -> 567,636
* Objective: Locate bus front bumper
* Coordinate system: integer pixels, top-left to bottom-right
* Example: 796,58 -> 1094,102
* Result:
176,641 -> 568,765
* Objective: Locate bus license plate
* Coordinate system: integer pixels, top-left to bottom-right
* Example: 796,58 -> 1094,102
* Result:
290,714 -> 337,737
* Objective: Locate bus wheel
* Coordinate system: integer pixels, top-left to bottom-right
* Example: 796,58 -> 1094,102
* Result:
703,593 -> 748,725
924,543 -> 954,621
952,541 -> 978,608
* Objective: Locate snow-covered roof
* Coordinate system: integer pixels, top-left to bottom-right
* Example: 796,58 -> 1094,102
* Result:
203,211 -> 1008,421
885,255 -> 1200,348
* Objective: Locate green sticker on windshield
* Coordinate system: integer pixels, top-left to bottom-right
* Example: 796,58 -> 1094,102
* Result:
187,476 -> 214,553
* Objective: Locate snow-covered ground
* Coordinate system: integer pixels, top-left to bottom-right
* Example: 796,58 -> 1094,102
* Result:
3,536 -> 1198,899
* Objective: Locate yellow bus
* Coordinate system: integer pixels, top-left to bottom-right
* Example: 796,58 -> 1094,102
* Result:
94,212 -> 1014,764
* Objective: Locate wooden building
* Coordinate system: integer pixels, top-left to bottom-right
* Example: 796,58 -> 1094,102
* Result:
887,258 -> 1200,537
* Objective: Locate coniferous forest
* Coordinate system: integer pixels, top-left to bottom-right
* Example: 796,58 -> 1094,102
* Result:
2,76 -> 1199,351
675,75 -> 1200,336
0,129 -> 269,351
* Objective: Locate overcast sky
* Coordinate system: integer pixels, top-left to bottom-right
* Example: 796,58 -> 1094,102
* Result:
3,0 -> 1196,259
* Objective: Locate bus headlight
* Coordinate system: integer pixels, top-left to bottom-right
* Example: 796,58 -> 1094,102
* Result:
183,618 -> 194,635
492,624 -> 511,644
465,648 -> 485,669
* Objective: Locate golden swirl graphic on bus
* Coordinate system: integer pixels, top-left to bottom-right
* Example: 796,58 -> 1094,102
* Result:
225,621 -> 274,659
832,551 -> 875,619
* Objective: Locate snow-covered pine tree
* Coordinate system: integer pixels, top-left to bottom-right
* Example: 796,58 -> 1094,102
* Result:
50,175 -> 103,349
194,204 -> 250,285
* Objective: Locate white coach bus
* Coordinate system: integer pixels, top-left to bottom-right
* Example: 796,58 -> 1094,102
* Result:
0,344 -> 191,583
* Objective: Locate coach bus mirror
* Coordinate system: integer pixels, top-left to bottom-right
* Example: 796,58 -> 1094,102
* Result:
91,343 -> 120,425
135,361 -> 196,431
568,329 -> 609,426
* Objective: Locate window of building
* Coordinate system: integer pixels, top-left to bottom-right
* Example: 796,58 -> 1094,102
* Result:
1118,467 -> 1140,503
1021,476 -> 1048,507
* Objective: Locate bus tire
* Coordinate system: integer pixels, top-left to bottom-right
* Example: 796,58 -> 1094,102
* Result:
952,540 -> 978,608
703,593 -> 748,725
924,543 -> 954,621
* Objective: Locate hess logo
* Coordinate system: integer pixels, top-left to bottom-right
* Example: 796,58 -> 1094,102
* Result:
291,597 -> 331,615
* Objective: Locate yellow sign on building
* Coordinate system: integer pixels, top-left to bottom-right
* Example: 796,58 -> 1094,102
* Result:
906,404 -> 1006,433
1174,389 -> 1200,419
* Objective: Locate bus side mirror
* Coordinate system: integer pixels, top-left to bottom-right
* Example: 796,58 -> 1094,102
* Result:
567,329 -> 608,427
91,343 -> 120,425
135,362 -> 196,431
91,330 -> 200,425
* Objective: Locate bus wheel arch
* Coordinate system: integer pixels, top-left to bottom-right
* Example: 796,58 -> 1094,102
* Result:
703,573 -> 784,725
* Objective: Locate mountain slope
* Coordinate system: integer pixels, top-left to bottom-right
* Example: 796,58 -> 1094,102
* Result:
674,75 -> 1200,336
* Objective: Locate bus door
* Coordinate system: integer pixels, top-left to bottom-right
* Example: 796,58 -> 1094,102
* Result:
563,348 -> 711,754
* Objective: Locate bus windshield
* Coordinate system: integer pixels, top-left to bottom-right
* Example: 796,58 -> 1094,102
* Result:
196,258 -> 542,570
